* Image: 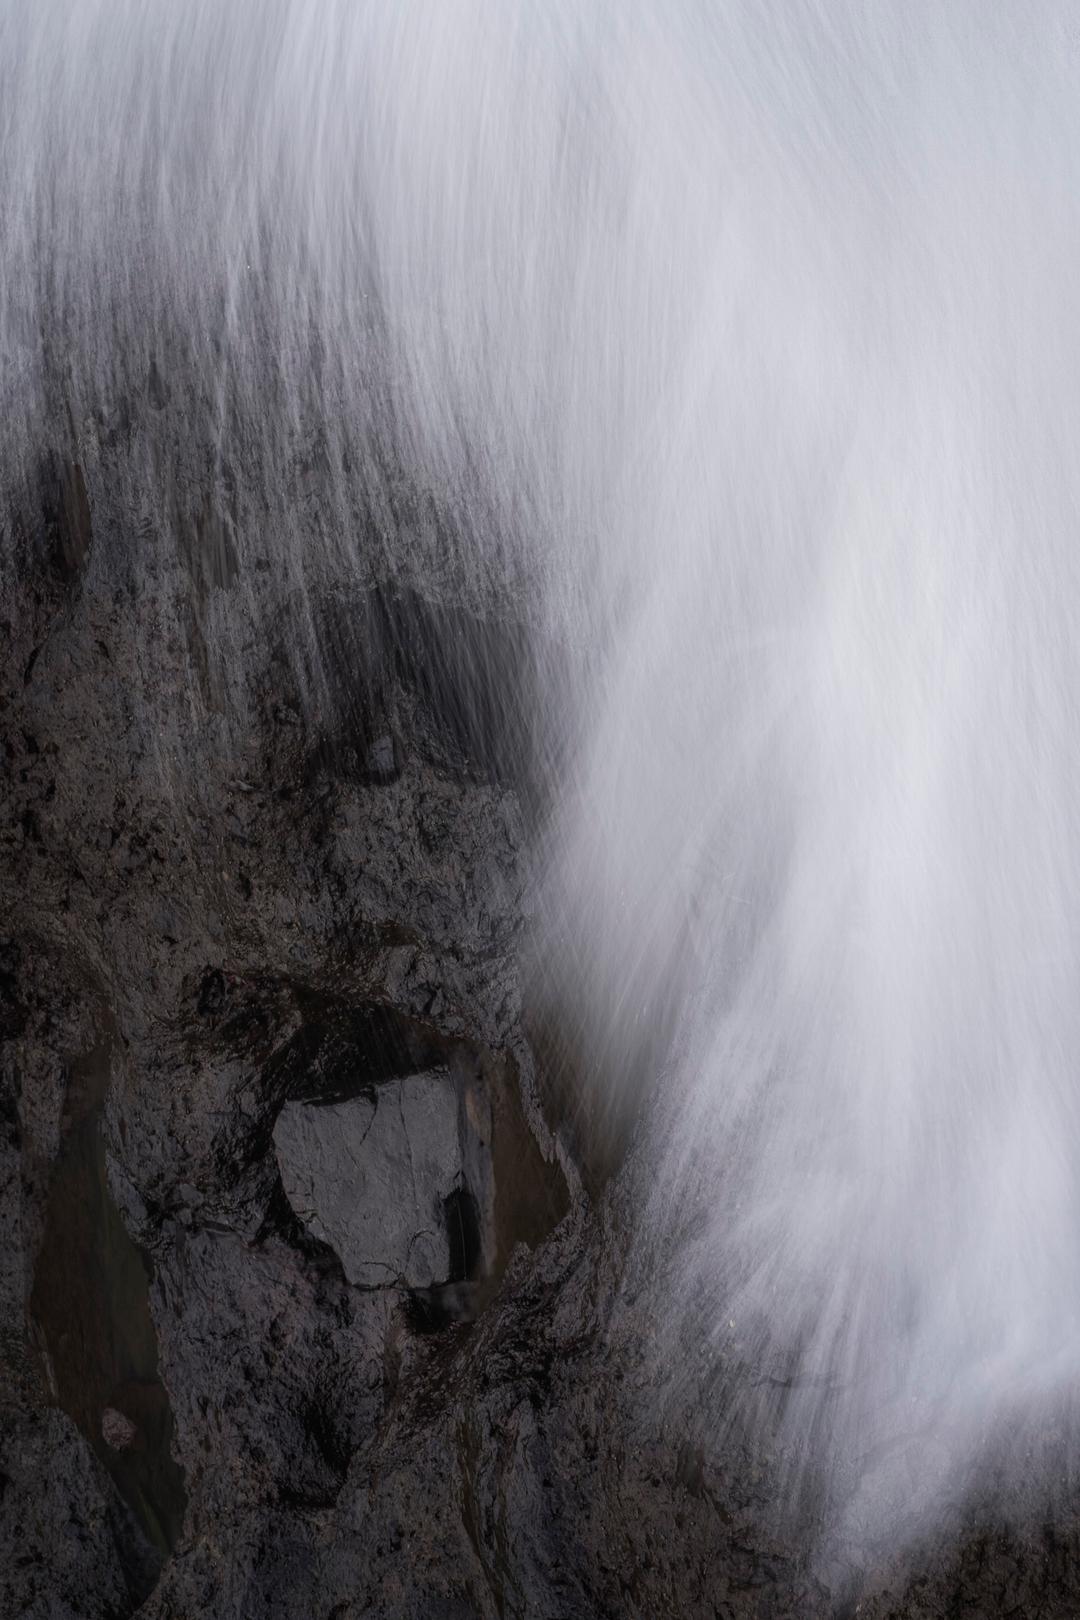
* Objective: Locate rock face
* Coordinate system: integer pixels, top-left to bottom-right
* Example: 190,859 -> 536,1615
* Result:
273,1071 -> 469,1287
4,426 -> 1080,1620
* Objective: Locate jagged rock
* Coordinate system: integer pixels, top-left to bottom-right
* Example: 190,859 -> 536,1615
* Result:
150,1226 -> 391,1522
273,1072 -> 464,1287
5,425 -> 1080,1620
0,1408 -> 153,1619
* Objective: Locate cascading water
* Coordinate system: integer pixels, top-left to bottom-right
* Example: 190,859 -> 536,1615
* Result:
6,0 -> 1080,1563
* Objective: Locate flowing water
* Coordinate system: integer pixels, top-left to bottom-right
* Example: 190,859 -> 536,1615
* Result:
6,0 -> 1080,1556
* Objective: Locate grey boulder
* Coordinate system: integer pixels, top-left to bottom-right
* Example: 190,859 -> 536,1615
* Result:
273,1071 -> 463,1287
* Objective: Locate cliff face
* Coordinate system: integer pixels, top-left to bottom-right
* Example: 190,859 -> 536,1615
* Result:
2,445 -> 1079,1620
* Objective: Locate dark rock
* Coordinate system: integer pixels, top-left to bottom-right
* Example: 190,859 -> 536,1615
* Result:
102,1407 -> 139,1452
3,428 -> 1079,1620
0,1408 -> 154,1618
365,733 -> 399,782
273,1071 -> 469,1288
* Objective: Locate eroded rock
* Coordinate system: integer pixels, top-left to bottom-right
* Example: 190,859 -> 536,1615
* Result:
6,434 -> 1066,1620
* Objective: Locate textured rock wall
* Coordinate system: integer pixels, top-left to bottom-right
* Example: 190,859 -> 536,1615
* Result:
4,440 -> 1080,1620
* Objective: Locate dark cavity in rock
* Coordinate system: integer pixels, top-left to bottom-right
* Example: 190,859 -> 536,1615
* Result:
28,1034 -> 187,1590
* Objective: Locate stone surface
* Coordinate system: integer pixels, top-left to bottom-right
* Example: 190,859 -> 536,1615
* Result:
102,1406 -> 139,1451
0,1408 -> 152,1620
5,425 -> 1080,1619
273,1072 -> 464,1287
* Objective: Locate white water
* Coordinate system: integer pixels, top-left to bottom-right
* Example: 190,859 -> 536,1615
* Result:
7,0 -> 1080,1550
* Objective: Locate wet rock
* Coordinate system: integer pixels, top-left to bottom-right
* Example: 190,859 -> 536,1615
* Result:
364,732 -> 398,781
6,432 -> 1078,1620
151,1226 -> 390,1523
102,1406 -> 138,1452
24,453 -> 94,588
0,1408 -> 152,1619
273,1071 -> 466,1287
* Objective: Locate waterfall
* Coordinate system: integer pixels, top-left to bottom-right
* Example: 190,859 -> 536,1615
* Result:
7,0 -> 1080,1550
